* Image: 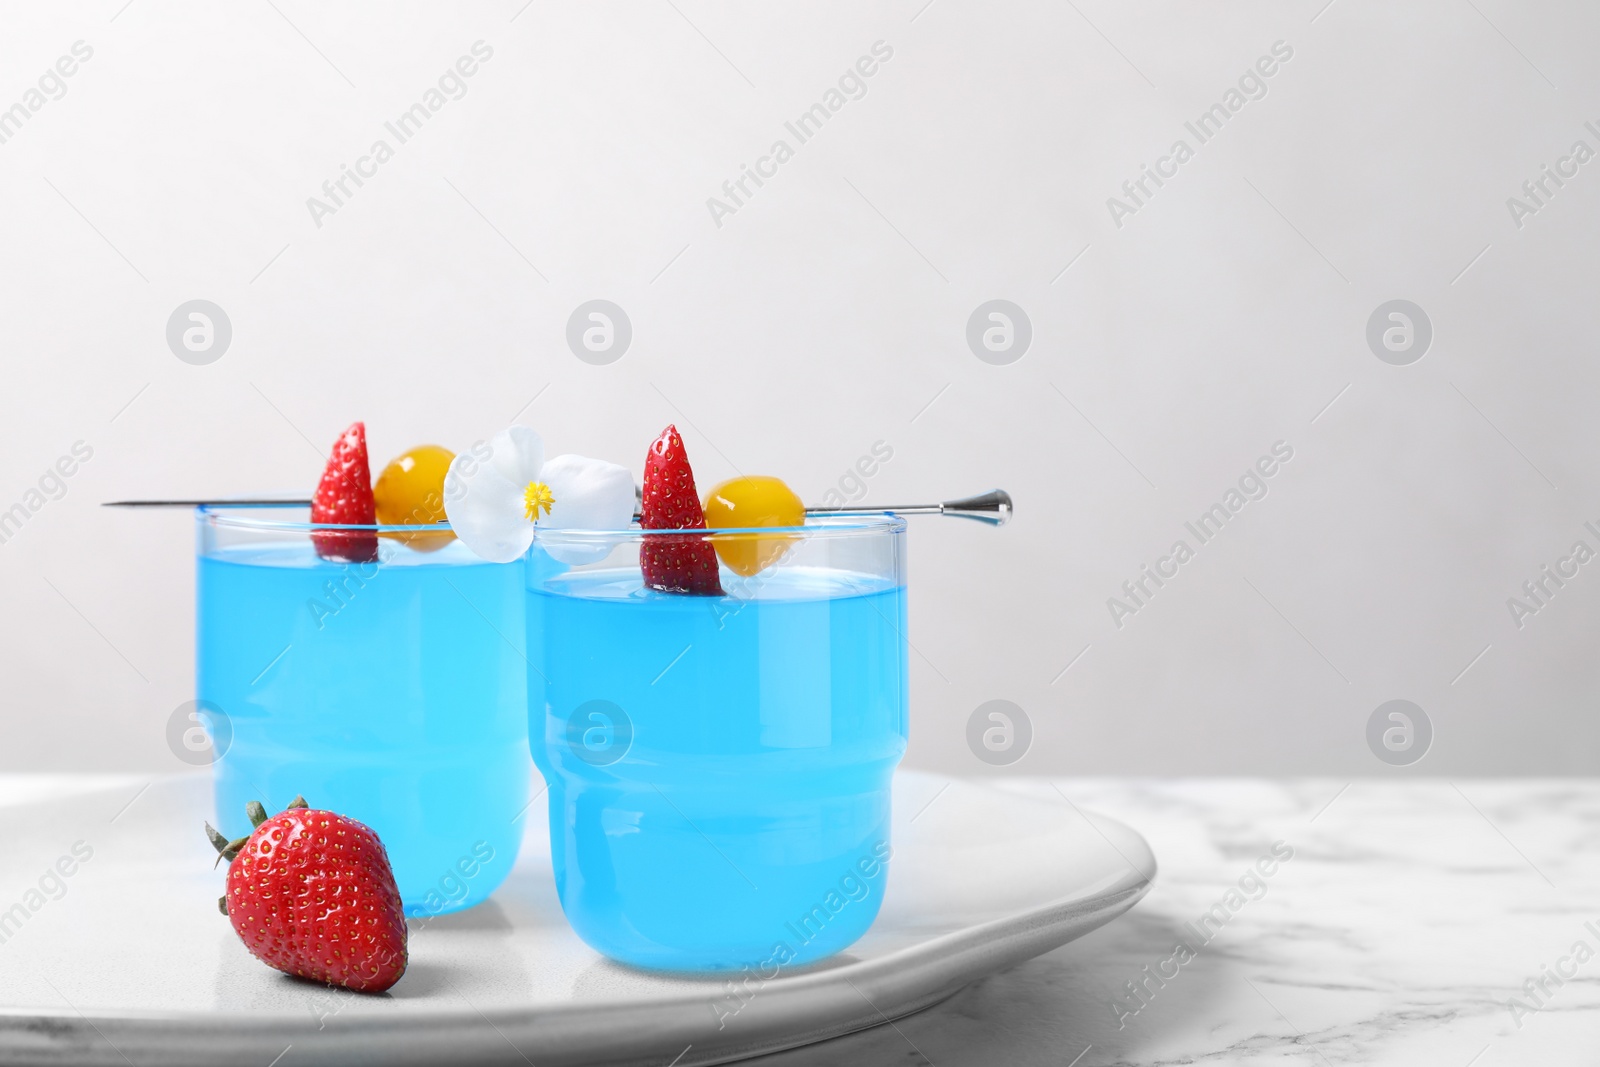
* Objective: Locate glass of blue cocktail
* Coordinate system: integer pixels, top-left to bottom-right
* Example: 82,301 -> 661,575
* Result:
526,514 -> 909,972
196,505 -> 528,916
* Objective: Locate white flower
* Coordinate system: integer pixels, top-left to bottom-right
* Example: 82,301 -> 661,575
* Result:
443,426 -> 635,564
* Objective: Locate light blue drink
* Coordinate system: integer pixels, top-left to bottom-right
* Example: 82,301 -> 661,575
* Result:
196,510 -> 529,917
527,533 -> 909,973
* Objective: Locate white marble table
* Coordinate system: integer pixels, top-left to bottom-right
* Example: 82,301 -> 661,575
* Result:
4,776 -> 1593,1065
744,778 -> 1600,1066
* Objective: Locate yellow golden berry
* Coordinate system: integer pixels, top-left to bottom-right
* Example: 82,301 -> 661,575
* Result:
703,476 -> 805,577
373,445 -> 455,552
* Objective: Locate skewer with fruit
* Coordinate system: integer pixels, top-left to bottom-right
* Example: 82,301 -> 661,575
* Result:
108,421 -> 1010,591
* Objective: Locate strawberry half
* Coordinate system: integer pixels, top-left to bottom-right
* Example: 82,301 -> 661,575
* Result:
207,797 -> 407,994
311,421 -> 378,563
640,424 -> 723,596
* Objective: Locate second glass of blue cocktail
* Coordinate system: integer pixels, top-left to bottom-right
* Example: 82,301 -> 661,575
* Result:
526,515 -> 908,972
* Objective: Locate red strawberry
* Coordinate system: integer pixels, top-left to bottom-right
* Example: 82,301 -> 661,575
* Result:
207,797 -> 407,994
640,424 -> 723,596
311,421 -> 378,563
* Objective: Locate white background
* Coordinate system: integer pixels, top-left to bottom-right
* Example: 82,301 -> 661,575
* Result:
1,0 -> 1595,774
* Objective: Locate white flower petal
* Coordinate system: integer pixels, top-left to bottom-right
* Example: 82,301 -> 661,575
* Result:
490,425 -> 545,487
537,454 -> 636,565
539,455 -> 636,530
441,426 -> 551,563
443,454 -> 535,564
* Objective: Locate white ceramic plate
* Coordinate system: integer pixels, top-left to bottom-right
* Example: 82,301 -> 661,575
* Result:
0,770 -> 1155,1066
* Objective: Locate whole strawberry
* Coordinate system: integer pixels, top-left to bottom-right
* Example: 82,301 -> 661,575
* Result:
311,421 -> 378,563
640,424 -> 723,596
206,797 -> 407,993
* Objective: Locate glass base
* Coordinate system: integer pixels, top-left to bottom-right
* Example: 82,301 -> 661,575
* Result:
545,771 -> 894,972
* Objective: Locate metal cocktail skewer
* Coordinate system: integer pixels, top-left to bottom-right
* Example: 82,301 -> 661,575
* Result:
103,489 -> 1013,526
805,490 -> 1012,526
102,496 -> 317,507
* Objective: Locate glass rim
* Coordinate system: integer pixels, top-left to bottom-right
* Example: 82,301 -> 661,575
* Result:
196,503 -> 450,535
196,503 -> 907,538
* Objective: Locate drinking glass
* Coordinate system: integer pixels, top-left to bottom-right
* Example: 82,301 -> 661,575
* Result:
526,514 -> 909,971
196,505 -> 528,916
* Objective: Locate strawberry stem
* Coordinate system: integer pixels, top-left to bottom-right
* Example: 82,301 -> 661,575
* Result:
246,800 -> 268,828
204,821 -> 229,854
286,795 -> 309,810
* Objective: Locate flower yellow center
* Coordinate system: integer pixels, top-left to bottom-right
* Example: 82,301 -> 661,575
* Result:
524,481 -> 555,522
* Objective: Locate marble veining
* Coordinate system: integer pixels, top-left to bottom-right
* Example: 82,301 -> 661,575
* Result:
747,778 -> 1600,1066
